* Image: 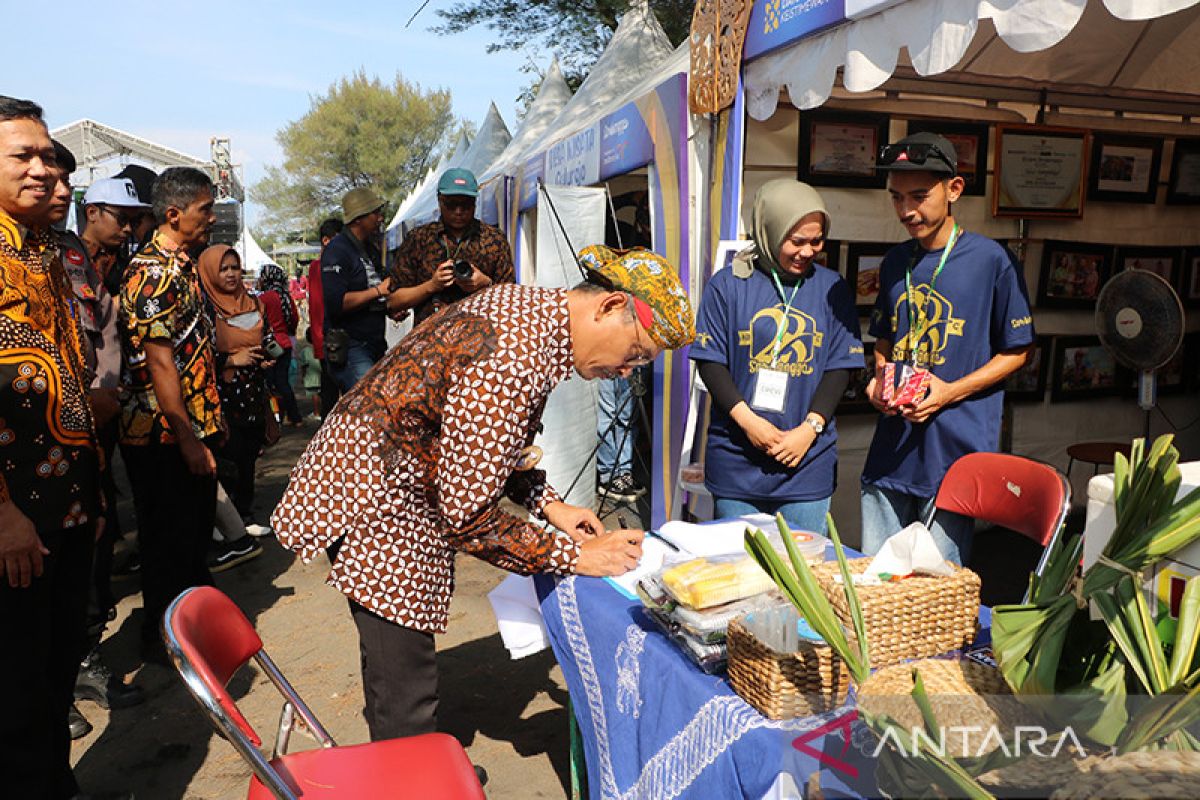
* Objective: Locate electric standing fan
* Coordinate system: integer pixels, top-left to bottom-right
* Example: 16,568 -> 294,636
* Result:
1095,270 -> 1185,441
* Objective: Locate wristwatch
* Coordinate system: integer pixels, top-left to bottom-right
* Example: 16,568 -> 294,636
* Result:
804,415 -> 825,434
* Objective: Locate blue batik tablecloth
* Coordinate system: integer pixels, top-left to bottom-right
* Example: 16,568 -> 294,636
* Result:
535,547 -> 993,800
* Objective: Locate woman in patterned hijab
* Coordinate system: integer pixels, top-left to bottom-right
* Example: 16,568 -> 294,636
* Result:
257,263 -> 296,330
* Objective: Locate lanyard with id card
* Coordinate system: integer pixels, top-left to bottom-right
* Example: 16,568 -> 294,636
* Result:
883,225 -> 960,408
750,269 -> 802,414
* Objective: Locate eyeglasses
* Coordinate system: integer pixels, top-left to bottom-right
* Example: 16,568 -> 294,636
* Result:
440,196 -> 476,212
98,205 -> 136,228
877,143 -> 957,174
625,312 -> 653,367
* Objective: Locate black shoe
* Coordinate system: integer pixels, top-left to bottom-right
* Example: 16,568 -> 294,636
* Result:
602,472 -> 646,502
110,552 -> 140,581
208,537 -> 263,573
69,704 -> 92,740
473,765 -> 489,787
76,649 -> 145,709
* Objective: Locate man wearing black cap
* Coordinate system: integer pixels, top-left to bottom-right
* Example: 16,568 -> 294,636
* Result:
388,168 -> 514,326
860,132 -> 1034,565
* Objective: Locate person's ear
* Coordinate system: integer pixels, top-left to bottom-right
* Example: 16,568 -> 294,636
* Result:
165,204 -> 182,228
85,206 -> 100,224
595,291 -> 628,320
945,176 -> 966,204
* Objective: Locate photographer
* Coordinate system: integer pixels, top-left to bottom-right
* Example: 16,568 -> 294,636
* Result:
388,168 -> 514,326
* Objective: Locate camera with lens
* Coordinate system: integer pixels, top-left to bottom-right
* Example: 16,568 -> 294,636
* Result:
452,260 -> 473,280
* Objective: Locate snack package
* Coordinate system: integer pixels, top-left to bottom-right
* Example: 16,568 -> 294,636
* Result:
671,591 -> 785,643
645,608 -> 727,673
660,555 -> 777,610
882,362 -> 932,408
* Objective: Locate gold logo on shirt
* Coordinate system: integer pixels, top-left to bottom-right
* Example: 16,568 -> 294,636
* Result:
741,304 -> 822,377
891,284 -> 964,366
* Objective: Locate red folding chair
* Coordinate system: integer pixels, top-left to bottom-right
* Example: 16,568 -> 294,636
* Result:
161,586 -> 485,800
923,452 -> 1071,601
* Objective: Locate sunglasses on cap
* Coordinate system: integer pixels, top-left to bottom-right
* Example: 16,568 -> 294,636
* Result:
877,142 -> 957,173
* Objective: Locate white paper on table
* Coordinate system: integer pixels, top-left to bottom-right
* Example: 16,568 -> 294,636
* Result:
487,575 -> 551,659
656,513 -> 776,557
605,535 -> 682,597
865,522 -> 956,578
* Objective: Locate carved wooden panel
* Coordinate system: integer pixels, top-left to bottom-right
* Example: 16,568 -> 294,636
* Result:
689,0 -> 754,115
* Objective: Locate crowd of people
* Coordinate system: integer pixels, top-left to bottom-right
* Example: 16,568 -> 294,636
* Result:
1,84 -> 1034,799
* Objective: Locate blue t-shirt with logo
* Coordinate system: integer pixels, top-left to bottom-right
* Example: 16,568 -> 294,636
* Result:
691,263 -> 863,501
862,231 -> 1034,497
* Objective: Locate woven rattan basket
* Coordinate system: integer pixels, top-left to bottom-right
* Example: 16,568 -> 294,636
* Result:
726,617 -> 851,719
812,559 -> 980,667
1050,751 -> 1200,799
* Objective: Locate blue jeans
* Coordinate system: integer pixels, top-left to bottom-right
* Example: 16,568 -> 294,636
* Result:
597,376 -> 636,480
713,496 -> 830,534
860,484 -> 974,565
330,339 -> 379,393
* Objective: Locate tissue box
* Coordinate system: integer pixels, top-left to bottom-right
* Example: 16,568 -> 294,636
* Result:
812,559 -> 981,668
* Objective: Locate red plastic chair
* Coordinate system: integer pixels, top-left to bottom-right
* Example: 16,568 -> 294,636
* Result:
161,586 -> 485,800
923,452 -> 1071,600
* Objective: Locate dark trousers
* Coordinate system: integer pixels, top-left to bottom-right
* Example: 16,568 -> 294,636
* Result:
90,419 -> 121,624
0,527 -> 94,799
122,441 -> 216,645
349,600 -> 438,740
216,422 -> 264,521
319,358 -> 340,420
266,349 -> 303,424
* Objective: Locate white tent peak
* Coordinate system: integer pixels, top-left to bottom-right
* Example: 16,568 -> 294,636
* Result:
233,231 -> 276,277
535,0 -> 673,153
386,129 -> 473,241
484,58 -> 574,181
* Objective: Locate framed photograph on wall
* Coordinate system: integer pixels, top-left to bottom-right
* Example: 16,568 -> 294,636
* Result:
906,119 -> 990,196
1183,248 -> 1200,309
798,110 -> 890,190
1087,134 -> 1162,204
1166,137 -> 1200,205
1037,240 -> 1113,309
1114,245 -> 1181,288
839,341 -> 876,414
845,242 -> 894,314
1004,335 -> 1051,402
994,124 -> 1089,218
1050,336 -> 1121,402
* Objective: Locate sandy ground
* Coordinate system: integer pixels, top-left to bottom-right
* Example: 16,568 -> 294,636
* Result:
69,419 -> 578,799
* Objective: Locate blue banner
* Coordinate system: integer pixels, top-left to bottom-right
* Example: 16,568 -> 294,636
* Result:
517,154 -> 543,212
744,0 -> 847,62
599,103 -> 654,180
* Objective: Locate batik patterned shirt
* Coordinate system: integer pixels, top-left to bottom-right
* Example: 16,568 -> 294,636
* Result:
0,210 -> 99,531
272,283 -> 580,633
118,231 -> 223,446
391,218 -> 515,325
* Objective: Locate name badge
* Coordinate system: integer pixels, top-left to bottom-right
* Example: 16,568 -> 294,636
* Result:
751,368 -> 788,413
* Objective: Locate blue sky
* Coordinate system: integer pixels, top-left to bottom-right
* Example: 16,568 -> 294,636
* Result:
19,0 -> 535,220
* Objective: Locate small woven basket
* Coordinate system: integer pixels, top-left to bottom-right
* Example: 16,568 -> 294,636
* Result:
812,559 -> 980,668
726,617 -> 851,719
1050,751 -> 1200,799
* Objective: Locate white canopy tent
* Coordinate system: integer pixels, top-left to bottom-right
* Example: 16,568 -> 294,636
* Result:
480,59 -> 573,184
532,0 -> 674,158
395,103 -> 512,234
233,231 -> 277,278
744,0 -> 1200,119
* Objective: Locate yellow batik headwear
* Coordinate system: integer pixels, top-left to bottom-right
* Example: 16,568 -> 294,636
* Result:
576,245 -> 695,350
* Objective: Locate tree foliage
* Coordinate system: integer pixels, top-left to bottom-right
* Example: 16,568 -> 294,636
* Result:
433,1 -> 693,90
251,70 -> 458,240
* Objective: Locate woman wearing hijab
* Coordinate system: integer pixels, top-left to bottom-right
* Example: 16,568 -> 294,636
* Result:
198,245 -> 276,547
257,263 -> 303,427
689,180 -> 863,532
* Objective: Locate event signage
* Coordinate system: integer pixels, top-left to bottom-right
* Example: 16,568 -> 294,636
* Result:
518,154 -> 543,211
743,0 -> 847,62
599,103 -> 654,180
545,127 -> 601,188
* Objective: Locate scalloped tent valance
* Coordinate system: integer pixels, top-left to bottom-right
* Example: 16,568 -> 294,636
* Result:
744,0 -> 1200,120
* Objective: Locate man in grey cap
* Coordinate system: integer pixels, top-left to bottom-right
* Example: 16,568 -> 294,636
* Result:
322,186 -> 394,390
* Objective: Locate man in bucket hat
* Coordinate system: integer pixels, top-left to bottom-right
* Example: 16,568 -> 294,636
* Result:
321,186 -> 392,390
273,247 -> 693,756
